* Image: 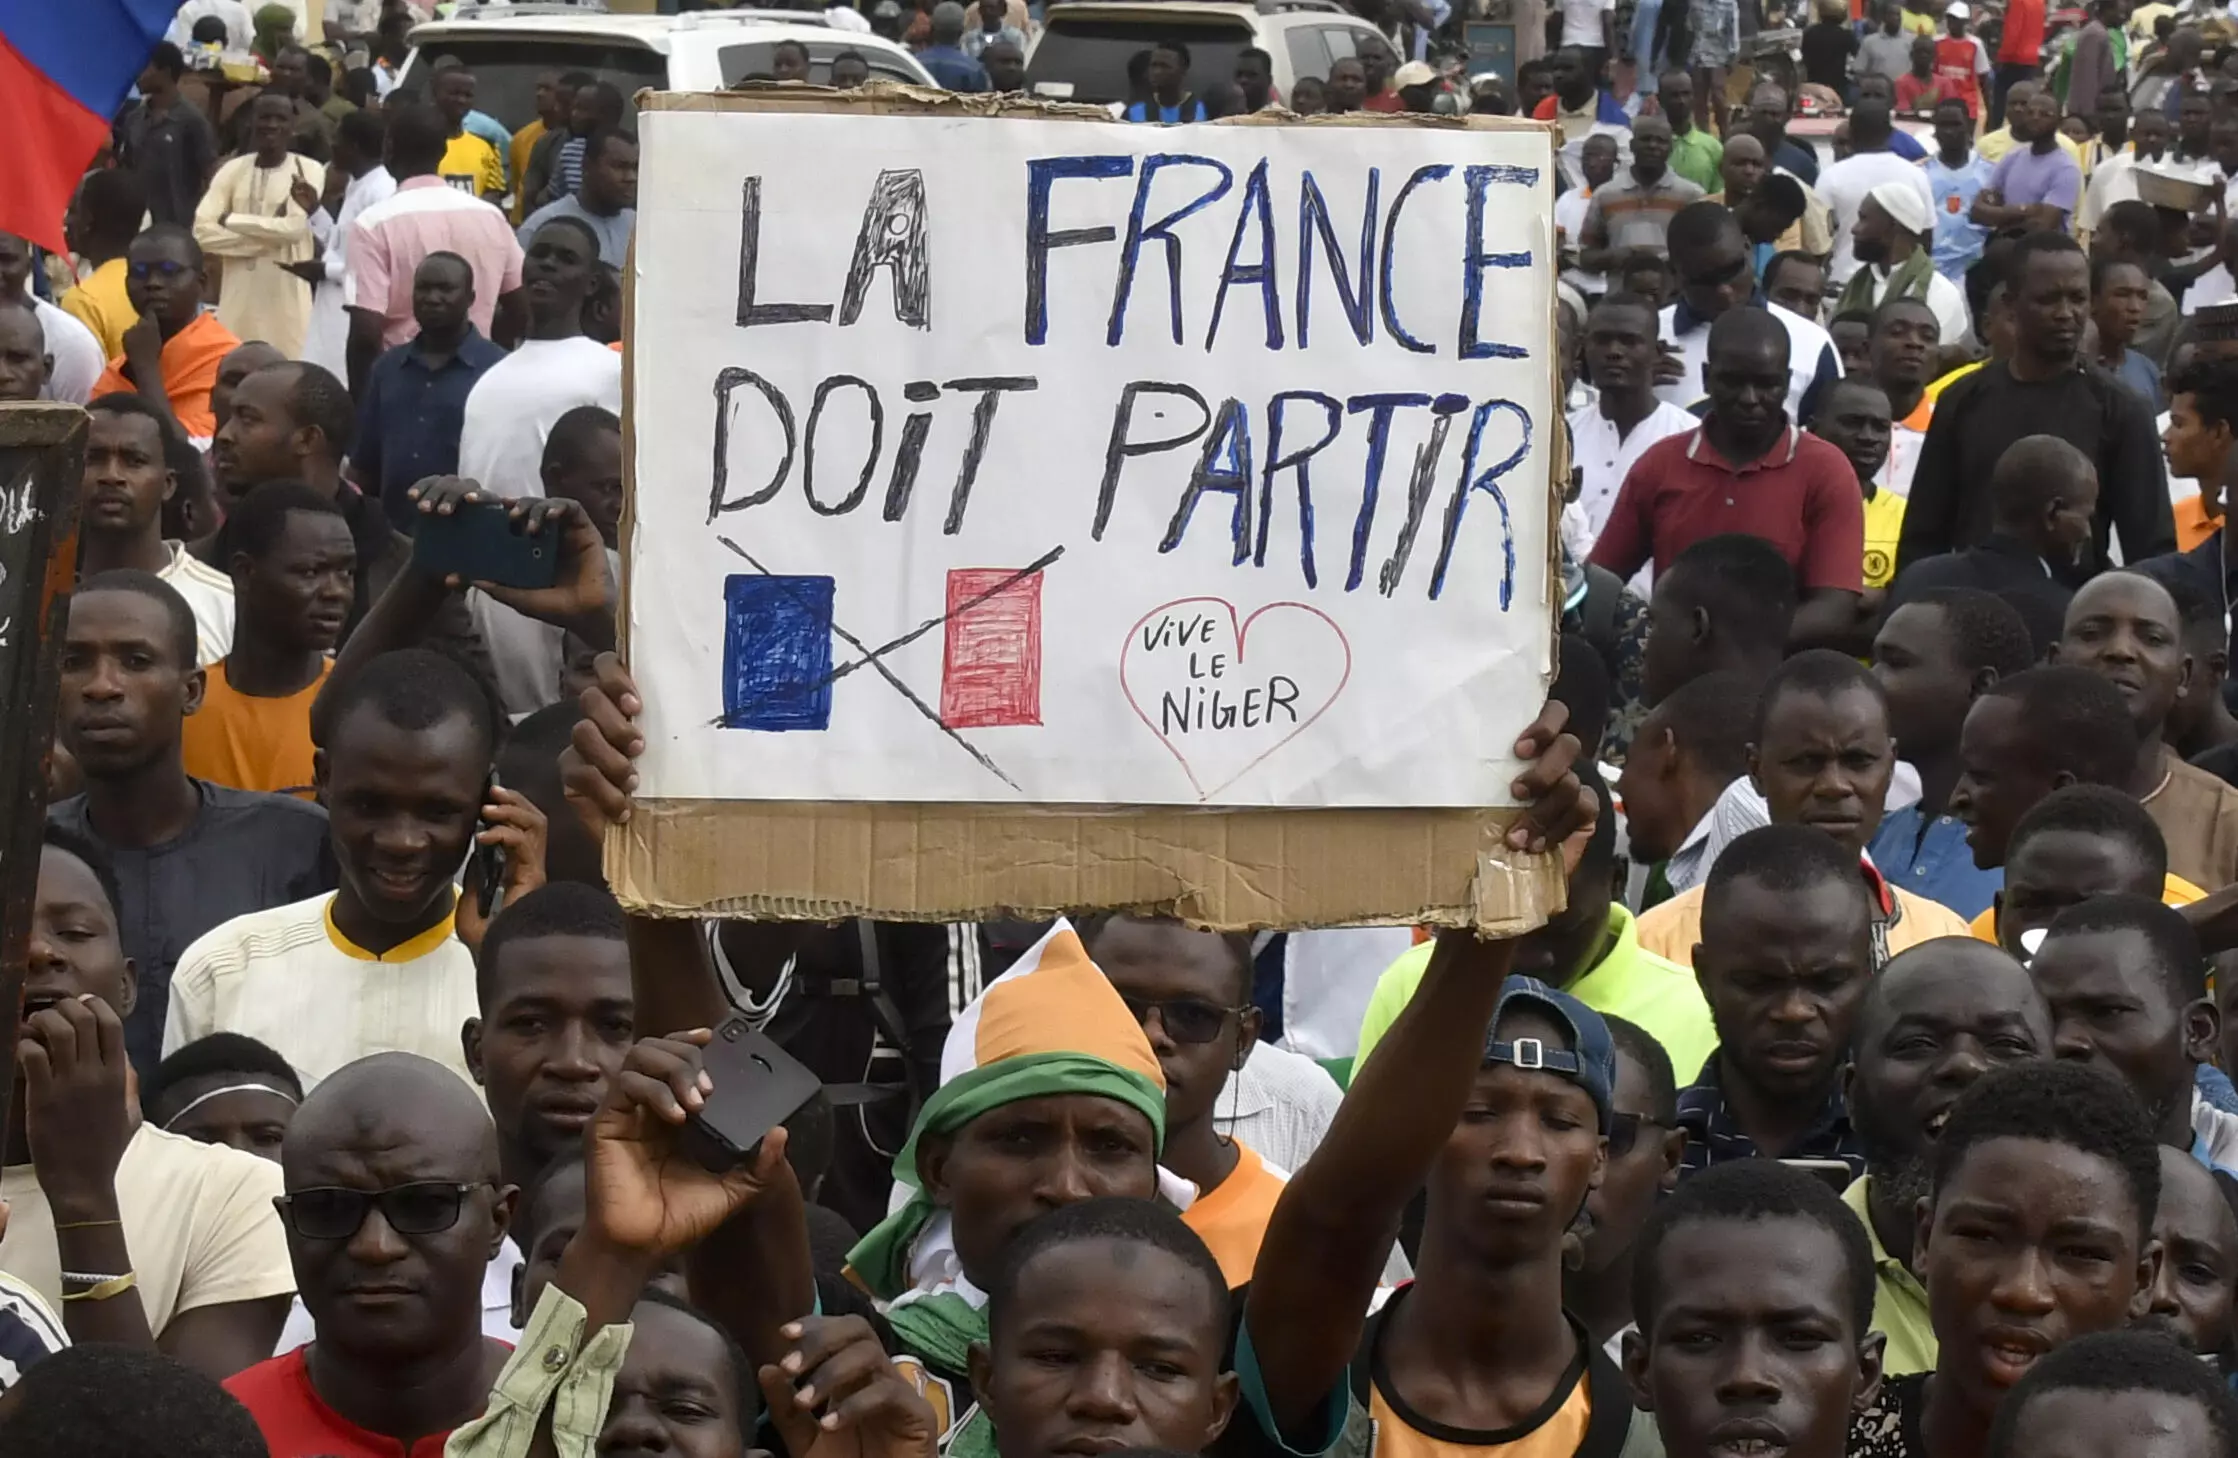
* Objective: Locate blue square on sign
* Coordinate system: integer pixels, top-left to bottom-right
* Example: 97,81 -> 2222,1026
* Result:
721,574 -> 836,730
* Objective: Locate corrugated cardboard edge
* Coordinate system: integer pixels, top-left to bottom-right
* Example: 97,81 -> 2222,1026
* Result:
614,88 -> 1569,934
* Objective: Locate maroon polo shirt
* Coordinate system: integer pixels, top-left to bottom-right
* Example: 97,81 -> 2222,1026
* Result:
1587,421 -> 1866,592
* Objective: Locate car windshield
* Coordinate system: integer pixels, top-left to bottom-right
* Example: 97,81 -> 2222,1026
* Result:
1024,16 -> 1255,103
405,37 -> 667,131
715,39 -> 926,85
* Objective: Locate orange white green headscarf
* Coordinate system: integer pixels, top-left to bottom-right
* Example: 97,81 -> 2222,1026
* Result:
845,918 -> 1170,1376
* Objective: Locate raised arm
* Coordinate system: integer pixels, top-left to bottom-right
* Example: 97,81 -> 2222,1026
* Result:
1243,709 -> 1590,1439
561,654 -> 821,1372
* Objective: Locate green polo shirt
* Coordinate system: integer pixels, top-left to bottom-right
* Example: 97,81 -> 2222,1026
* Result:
1669,125 -> 1725,195
1843,1175 -> 1937,1377
1354,905 -> 1717,1082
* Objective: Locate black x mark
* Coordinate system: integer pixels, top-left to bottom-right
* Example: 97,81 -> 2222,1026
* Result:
711,537 -> 1065,793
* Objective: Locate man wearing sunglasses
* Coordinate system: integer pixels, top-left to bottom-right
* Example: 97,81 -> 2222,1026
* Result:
1651,202 -> 1842,426
1080,916 -> 1279,1288
88,225 -> 242,450
1565,1015 -> 1689,1363
225,1049 -> 517,1456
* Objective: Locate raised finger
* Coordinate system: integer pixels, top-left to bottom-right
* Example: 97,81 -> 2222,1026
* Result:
790,1334 -> 893,1411
592,653 -> 643,721
612,1068 -> 698,1123
778,1314 -> 882,1380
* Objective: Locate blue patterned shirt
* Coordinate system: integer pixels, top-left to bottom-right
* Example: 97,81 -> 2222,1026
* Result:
1676,1055 -> 1865,1179
1926,152 -> 1995,283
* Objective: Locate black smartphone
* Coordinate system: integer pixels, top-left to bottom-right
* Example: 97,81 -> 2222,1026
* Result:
413,501 -> 562,590
680,1017 -> 825,1173
470,773 -> 506,920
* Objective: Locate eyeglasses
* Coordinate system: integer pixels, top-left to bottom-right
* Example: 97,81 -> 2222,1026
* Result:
275,1181 -> 487,1240
127,259 -> 192,280
1607,1112 -> 1672,1158
1119,995 -> 1250,1045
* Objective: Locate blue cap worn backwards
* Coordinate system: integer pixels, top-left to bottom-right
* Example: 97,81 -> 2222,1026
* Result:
1483,974 -> 1617,1135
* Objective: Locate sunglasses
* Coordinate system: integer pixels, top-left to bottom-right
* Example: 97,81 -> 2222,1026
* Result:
1607,1111 -> 1672,1158
275,1181 -> 488,1240
1119,994 -> 1249,1045
127,259 -> 193,280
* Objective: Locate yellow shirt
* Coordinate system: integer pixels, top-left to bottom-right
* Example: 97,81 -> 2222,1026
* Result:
1368,1355 -> 1591,1458
441,130 -> 506,199
509,118 -> 548,223
180,658 -> 330,798
1180,1142 -> 1286,1288
1356,906 -> 1720,1086
1863,488 -> 1907,588
1924,359 -> 1984,403
60,257 -> 137,361
1968,871 -> 2208,942
1638,880 -> 1974,964
1842,1176 -> 1935,1376
1900,8 -> 1938,34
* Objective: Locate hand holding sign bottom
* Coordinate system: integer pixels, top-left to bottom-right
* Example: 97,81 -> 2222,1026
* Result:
1119,598 -> 1351,801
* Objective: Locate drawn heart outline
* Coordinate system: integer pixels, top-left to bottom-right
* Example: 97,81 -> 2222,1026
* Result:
1118,596 -> 1353,801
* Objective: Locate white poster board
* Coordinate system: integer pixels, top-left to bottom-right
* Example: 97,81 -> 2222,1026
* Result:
629,99 -> 1557,813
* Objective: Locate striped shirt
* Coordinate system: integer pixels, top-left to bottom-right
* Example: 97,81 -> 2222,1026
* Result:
345,176 -> 526,350
159,541 -> 234,668
162,892 -> 478,1090
0,1271 -> 64,1392
1581,168 -> 1706,256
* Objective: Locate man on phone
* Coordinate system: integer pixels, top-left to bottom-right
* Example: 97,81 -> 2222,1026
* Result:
163,649 -> 520,1088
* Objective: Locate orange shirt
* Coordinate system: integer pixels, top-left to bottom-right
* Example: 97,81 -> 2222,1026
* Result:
181,659 -> 330,798
91,311 -> 243,446
1181,1142 -> 1286,1288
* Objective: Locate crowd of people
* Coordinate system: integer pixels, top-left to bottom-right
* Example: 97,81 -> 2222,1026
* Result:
19,0 -> 2238,1456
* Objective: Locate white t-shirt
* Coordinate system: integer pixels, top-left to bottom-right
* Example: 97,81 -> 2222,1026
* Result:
163,892 -> 479,1091
276,1235 -> 522,1352
1561,0 -> 1614,47
1817,150 -> 1937,285
160,540 -> 235,668
1657,300 -> 1841,421
29,295 -> 102,406
0,1124 -> 294,1330
455,337 -> 623,503
1555,186 -> 1606,295
1565,399 -> 1700,550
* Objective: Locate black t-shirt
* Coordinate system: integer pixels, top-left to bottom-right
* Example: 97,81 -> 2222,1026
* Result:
51,782 -> 334,1073
1899,361 -> 2175,582
1849,1371 -> 1927,1458
1802,21 -> 1860,92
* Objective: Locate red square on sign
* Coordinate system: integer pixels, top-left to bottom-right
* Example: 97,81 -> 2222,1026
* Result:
940,568 -> 1043,728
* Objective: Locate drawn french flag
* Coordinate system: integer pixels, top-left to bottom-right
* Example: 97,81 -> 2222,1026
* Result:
941,567 -> 1043,728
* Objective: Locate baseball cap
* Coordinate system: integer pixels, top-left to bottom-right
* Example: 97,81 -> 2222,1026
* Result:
1946,1 -> 1970,16
1483,974 -> 1617,1134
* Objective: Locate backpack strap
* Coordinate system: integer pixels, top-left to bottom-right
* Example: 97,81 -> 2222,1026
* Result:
1577,1334 -> 1642,1458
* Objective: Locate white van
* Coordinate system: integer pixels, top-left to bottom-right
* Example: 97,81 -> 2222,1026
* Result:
398,5 -> 934,129
1023,0 -> 1389,106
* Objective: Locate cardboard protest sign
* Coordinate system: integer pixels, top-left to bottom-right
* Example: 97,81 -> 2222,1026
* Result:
619,89 -> 1565,930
